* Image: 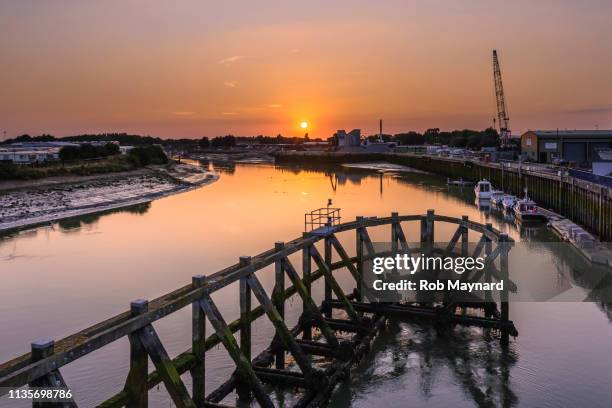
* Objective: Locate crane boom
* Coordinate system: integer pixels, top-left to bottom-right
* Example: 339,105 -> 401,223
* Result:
492,50 -> 510,146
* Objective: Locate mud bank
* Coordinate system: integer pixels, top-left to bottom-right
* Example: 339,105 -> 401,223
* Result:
0,163 -> 218,233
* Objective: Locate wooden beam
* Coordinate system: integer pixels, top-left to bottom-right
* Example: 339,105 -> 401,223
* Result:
282,258 -> 339,348
198,293 -> 274,408
137,325 -> 196,408
244,274 -> 320,387
309,245 -> 362,325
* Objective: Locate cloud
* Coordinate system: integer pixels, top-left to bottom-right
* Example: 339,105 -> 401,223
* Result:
218,55 -> 244,65
267,104 -> 282,108
224,80 -> 238,88
221,112 -> 238,115
173,111 -> 195,116
288,48 -> 300,54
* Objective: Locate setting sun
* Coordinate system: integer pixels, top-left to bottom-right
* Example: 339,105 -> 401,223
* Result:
300,121 -> 309,129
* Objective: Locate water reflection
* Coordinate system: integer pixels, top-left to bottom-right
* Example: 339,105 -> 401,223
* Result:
57,203 -> 151,231
331,321 -> 518,407
0,202 -> 151,239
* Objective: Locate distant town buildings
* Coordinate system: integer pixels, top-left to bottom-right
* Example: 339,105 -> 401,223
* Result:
0,140 -> 131,164
334,129 -> 396,153
335,129 -> 362,150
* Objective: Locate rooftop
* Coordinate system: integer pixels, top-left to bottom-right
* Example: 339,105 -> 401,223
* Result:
525,130 -> 612,138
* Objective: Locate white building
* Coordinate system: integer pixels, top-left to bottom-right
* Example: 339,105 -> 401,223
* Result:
0,148 -> 60,164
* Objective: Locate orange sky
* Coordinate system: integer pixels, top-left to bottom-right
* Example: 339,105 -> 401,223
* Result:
1,0 -> 612,138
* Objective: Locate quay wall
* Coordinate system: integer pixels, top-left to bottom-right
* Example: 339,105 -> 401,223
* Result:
276,152 -> 612,242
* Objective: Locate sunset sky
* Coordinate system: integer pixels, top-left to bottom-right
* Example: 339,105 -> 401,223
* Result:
1,0 -> 612,139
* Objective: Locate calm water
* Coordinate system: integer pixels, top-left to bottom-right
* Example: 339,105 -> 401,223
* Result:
1,162 -> 611,407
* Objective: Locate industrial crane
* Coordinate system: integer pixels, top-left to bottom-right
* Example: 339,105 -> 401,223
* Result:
492,50 -> 510,146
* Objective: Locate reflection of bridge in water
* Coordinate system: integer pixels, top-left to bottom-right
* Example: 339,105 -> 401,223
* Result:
0,212 -> 516,407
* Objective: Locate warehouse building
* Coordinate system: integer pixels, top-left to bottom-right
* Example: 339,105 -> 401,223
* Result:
521,130 -> 612,165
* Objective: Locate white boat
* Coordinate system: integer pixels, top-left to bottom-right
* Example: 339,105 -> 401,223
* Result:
501,195 -> 518,212
513,196 -> 547,223
474,179 -> 493,199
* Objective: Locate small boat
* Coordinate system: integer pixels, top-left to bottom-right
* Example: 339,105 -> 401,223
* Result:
490,190 -> 506,207
447,177 -> 473,187
501,195 -> 518,212
474,179 -> 493,199
513,196 -> 547,223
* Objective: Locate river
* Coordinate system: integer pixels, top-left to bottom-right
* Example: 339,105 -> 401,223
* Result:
1,161 -> 611,407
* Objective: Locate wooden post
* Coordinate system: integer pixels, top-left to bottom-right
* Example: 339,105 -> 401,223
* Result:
125,299 -> 149,408
484,224 -> 494,317
355,216 -> 364,302
391,212 -> 399,254
273,242 -> 285,370
192,276 -> 206,407
238,256 -> 252,401
499,234 -> 510,346
29,339 -> 77,408
421,209 -> 434,253
461,215 -> 469,256
302,234 -> 312,340
324,236 -> 333,318
427,209 -> 435,243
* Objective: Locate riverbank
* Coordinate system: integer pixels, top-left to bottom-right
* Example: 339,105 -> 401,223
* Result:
0,162 -> 218,234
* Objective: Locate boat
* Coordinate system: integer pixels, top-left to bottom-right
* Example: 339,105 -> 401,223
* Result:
474,179 -> 493,199
513,196 -> 547,223
490,190 -> 506,207
501,195 -> 518,212
447,177 -> 473,187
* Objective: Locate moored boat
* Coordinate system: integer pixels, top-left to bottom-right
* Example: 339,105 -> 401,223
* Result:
474,179 -> 493,199
490,190 -> 506,206
513,196 -> 547,223
501,195 -> 518,212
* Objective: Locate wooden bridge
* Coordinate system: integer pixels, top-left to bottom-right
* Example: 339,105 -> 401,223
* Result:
0,211 -> 517,407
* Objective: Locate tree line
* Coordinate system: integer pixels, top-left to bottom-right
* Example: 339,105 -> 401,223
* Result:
369,128 -> 506,149
3,128 -> 512,150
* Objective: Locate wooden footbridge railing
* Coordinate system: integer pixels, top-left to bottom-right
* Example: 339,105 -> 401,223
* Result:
0,211 -> 516,407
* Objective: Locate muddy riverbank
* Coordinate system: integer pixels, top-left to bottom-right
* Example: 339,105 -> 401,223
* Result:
0,162 -> 218,233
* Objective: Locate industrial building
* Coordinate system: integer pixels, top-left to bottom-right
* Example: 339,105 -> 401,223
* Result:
335,129 -> 362,150
521,130 -> 612,165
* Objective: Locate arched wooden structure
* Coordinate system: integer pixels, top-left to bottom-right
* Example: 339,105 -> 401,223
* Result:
0,211 -> 516,407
